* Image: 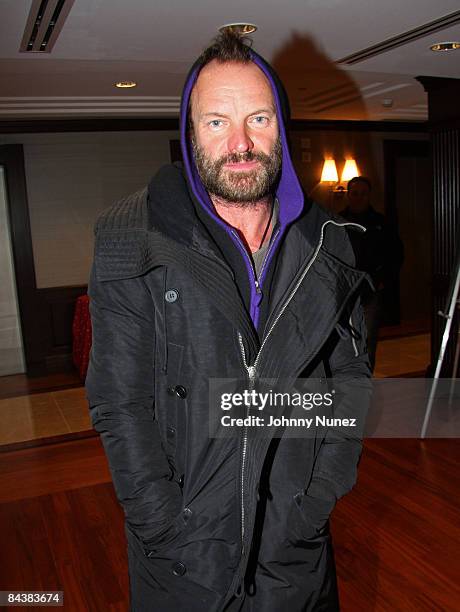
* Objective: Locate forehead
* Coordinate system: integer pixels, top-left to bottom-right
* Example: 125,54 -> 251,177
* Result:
190,60 -> 275,114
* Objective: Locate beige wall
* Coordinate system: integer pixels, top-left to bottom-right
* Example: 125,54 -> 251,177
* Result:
0,131 -> 179,288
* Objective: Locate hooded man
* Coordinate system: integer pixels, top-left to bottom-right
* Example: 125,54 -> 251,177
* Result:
86,33 -> 372,612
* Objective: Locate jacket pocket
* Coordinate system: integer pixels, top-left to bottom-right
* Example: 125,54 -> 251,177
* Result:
141,506 -> 193,556
288,492 -> 336,543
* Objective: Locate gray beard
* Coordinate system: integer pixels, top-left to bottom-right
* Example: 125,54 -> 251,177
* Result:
191,135 -> 282,206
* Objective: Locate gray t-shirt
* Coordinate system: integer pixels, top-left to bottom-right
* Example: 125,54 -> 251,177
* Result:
251,198 -> 279,279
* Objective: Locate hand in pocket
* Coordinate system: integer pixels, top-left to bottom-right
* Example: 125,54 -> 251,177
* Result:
292,492 -> 336,541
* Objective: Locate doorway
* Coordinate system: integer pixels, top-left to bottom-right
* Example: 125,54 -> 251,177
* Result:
0,166 -> 25,375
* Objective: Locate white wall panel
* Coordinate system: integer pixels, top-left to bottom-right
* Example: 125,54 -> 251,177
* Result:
0,131 -> 178,288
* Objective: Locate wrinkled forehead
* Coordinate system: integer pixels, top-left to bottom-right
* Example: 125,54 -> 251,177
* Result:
189,60 -> 276,117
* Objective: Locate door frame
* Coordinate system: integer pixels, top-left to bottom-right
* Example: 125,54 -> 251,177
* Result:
0,144 -> 45,374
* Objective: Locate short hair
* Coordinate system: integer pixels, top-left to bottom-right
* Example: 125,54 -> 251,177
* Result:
197,31 -> 252,67
347,176 -> 372,191
188,33 -> 253,132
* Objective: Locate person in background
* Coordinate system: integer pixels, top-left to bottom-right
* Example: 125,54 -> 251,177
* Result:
340,176 -> 404,371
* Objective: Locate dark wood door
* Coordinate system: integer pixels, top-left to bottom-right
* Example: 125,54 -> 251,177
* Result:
384,140 -> 432,328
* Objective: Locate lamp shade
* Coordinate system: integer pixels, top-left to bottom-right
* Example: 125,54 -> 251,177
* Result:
341,159 -> 359,182
320,159 -> 338,182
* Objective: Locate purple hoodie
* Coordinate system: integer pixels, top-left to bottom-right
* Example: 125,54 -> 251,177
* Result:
179,48 -> 305,329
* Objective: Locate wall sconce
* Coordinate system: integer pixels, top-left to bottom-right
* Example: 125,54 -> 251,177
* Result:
320,159 -> 338,182
320,158 -> 359,192
341,159 -> 359,182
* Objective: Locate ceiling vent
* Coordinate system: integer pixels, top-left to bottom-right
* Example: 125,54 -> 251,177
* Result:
20,0 -> 75,53
337,9 -> 460,64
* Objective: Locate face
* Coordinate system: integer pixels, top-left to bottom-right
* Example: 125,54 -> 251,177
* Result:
189,60 -> 281,204
347,181 -> 371,213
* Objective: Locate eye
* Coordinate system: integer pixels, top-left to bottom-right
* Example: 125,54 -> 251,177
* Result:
250,115 -> 270,126
208,119 -> 224,129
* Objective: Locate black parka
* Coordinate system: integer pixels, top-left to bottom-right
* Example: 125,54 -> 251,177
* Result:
86,48 -> 372,612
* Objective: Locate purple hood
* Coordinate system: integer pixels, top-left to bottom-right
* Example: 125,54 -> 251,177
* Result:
179,49 -> 305,329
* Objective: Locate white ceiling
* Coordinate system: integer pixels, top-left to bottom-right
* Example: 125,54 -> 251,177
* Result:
1,0 -> 460,121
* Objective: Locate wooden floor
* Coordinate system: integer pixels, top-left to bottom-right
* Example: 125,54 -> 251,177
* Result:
373,333 -> 430,378
0,330 -> 454,610
0,436 -> 458,611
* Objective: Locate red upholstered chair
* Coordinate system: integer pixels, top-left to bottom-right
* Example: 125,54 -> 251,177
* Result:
72,294 -> 92,381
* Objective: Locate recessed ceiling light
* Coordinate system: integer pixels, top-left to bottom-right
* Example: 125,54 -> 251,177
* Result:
115,81 -> 137,88
430,42 -> 460,52
218,23 -> 257,36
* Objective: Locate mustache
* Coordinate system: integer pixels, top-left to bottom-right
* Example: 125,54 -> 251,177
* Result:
218,150 -> 270,167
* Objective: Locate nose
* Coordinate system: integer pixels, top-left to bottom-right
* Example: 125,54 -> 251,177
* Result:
227,124 -> 254,154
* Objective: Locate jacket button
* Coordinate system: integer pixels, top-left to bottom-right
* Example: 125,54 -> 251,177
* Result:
175,385 -> 187,399
178,474 -> 184,487
182,507 -> 192,521
167,386 -> 175,395
165,289 -> 179,303
172,561 -> 186,576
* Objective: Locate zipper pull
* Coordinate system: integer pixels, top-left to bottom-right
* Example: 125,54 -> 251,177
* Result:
254,280 -> 263,307
247,365 -> 256,392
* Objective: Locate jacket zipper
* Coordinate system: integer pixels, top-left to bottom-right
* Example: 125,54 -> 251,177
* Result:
231,226 -> 280,551
236,219 -> 365,550
239,219 -> 366,374
349,313 -> 359,357
237,334 -> 256,551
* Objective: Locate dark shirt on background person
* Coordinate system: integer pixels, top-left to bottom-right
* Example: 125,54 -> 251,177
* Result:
340,176 -> 404,370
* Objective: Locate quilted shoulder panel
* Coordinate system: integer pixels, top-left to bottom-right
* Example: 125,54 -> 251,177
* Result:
94,187 -> 148,234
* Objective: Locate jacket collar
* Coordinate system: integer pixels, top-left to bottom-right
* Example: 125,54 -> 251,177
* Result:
93,165 -> 369,369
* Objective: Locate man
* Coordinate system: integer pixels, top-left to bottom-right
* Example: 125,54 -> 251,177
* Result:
340,177 -> 404,371
86,33 -> 372,611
